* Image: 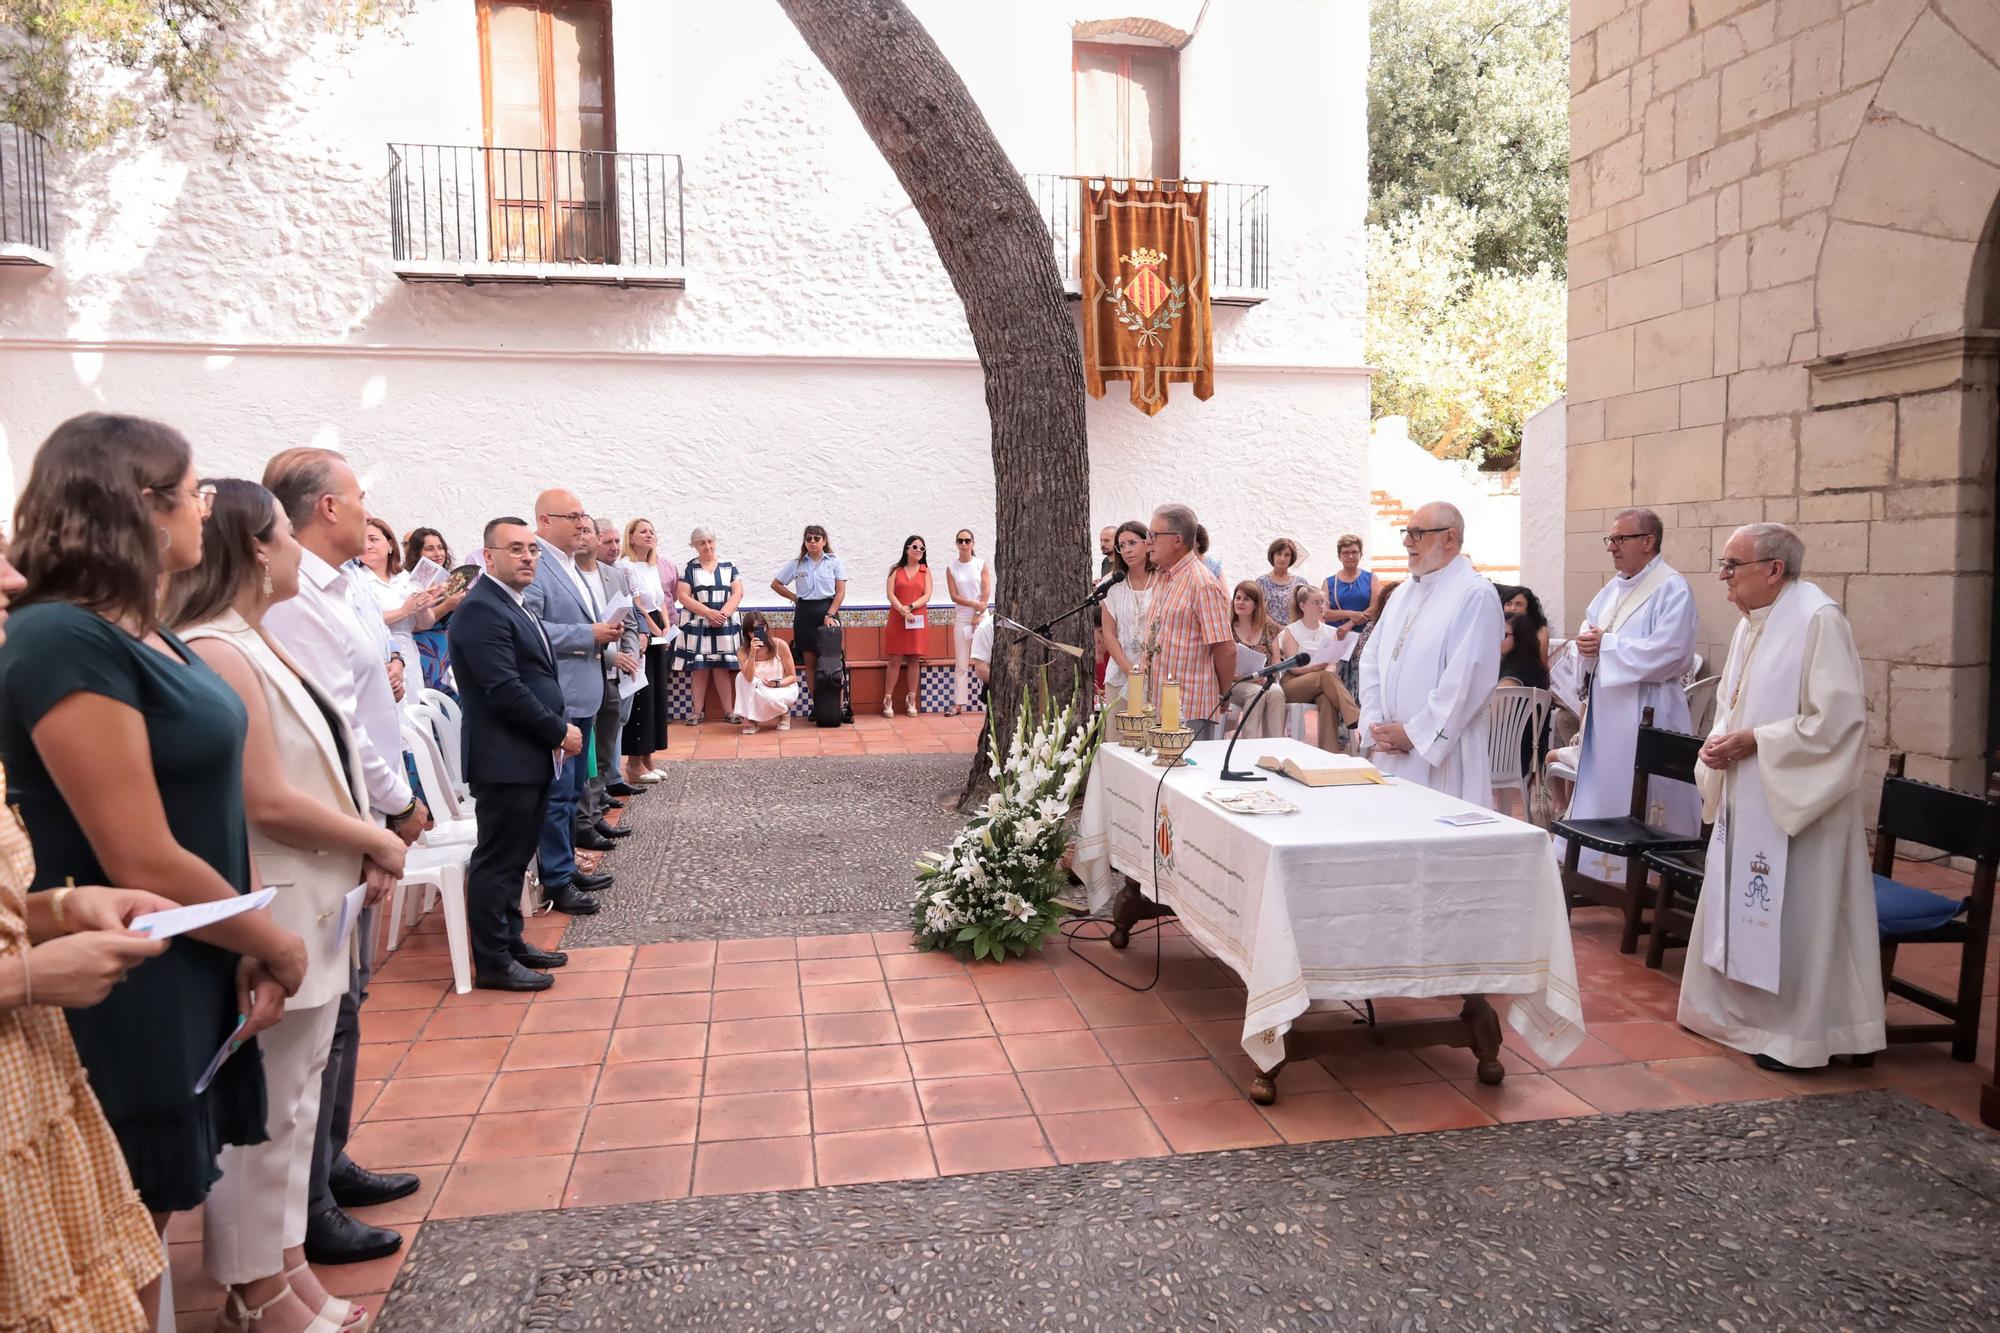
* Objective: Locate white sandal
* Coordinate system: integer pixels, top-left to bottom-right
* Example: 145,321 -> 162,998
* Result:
286,1262 -> 371,1331
777,718 -> 791,732
217,1285 -> 355,1333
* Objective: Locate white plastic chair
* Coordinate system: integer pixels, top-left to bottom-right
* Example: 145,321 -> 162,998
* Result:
1685,674 -> 1721,736
400,715 -> 477,838
406,702 -> 476,821
418,690 -> 469,802
1487,685 -> 1551,819
384,846 -> 473,993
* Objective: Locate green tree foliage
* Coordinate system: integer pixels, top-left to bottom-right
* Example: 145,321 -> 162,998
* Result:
1368,0 -> 1569,275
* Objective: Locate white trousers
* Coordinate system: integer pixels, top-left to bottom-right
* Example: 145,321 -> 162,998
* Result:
203,996 -> 340,1285
953,621 -> 975,707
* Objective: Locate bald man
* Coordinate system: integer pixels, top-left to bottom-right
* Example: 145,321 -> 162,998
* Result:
1357,501 -> 1504,805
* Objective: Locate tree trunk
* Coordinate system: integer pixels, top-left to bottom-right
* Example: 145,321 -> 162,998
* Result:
775,0 -> 1094,807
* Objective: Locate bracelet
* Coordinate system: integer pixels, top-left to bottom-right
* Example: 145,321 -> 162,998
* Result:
49,886 -> 73,934
389,800 -> 418,825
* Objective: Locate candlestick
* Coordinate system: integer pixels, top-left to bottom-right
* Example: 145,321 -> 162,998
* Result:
1160,679 -> 1182,731
1126,668 -> 1147,716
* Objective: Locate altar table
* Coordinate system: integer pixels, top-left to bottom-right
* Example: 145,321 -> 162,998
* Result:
1072,737 -> 1586,1102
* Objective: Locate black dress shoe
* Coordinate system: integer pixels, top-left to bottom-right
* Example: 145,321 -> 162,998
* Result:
1752,1053 -> 1821,1074
594,820 -> 633,840
304,1205 -> 403,1266
574,828 -> 616,852
606,797 -> 627,810
573,871 -> 614,893
475,959 -> 557,989
607,781 -> 640,797
329,1158 -> 420,1208
545,885 -> 601,915
513,944 -> 569,969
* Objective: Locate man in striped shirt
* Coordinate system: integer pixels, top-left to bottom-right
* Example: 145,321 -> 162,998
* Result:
1140,504 -> 1235,738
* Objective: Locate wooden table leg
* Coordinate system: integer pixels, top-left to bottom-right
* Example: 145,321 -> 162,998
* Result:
1248,1053 -> 1287,1106
1462,993 -> 1505,1085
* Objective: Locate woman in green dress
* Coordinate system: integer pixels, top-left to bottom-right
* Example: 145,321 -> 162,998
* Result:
0,414 -> 307,1323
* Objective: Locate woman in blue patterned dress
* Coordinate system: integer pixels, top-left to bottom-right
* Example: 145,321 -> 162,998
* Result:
671,525 -> 744,727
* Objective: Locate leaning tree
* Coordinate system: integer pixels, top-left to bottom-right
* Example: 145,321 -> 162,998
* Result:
776,0 -> 1096,805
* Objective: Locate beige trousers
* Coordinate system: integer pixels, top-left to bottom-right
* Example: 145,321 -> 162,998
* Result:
1281,668 -> 1360,750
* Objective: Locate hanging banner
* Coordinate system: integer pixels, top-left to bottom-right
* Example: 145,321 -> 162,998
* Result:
1080,180 -> 1215,416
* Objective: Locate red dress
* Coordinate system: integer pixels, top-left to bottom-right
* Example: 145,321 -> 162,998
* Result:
883,565 -> 929,655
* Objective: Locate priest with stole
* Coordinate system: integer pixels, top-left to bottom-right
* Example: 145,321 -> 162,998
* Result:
1679,523 -> 1884,1072
1357,502 -> 1502,806
1564,508 -> 1702,875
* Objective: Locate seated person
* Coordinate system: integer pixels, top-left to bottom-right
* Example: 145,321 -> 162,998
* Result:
1499,612 -> 1551,689
735,611 -> 801,735
968,610 -> 996,688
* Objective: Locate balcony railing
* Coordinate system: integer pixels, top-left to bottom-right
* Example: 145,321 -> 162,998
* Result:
388,143 -> 685,287
1025,175 -> 1269,304
1,122 -> 52,265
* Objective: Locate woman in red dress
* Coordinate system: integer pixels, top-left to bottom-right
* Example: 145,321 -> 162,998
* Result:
881,535 -> 931,717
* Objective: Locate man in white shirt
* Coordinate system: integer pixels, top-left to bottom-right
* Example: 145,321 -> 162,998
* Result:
262,447 -> 428,1265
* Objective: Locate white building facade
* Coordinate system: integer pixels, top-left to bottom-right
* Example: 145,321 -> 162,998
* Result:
1,0 -> 1370,607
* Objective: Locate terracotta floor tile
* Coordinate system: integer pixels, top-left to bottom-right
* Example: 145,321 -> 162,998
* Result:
905,1036 -> 1012,1080
1148,1098 -> 1283,1153
1157,958 -> 1238,991
1160,988 -> 1247,1024
704,1050 -> 809,1095
536,970 -> 628,1001
1519,1031 -> 1629,1069
1451,1073 -> 1600,1123
714,960 -> 803,991
880,952 -> 970,980
928,1116 -> 1056,1175
707,1015 -> 805,1055
563,945 -> 635,973
361,1008 -> 429,1044
397,1036 -> 511,1080
815,1126 -> 938,1186
1001,1030 -> 1111,1072
1551,1064 -> 1701,1115
1184,1018 -> 1251,1061
801,981 -> 893,1014
593,1058 -> 704,1104
1413,1042 -> 1537,1083
697,1090 -> 812,1141
562,1145 -> 694,1208
969,967 -> 1067,1003
580,1097 -> 700,1151
1255,1089 -> 1394,1143
430,1154 -> 570,1219
355,1043 -> 407,1082
804,1010 -> 903,1049
895,1005 -> 996,1043
346,1165 -> 443,1227
1649,1056 -> 1793,1104
809,1043 -> 914,1087
691,1137 -> 814,1196
368,981 -> 450,1011
458,1106 -> 588,1160
625,964 -> 716,996
987,997 -> 1087,1035
518,998 -> 620,1034
1593,1021 -> 1720,1062
607,1024 -> 708,1064
707,986 -> 801,1021
481,1065 -> 601,1113
1065,990 -> 1177,1029
1038,1107 -> 1170,1164
423,1005 -> 527,1041
887,976 -> 982,1009
1120,1059 -> 1241,1107
1093,1022 -> 1210,1065
796,932 -> 882,960
367,1073 -> 493,1120
1018,1065 -> 1138,1115
1318,1048 -> 1445,1090
316,1231 -> 412,1300
798,954 -> 885,985
502,1029 -> 611,1071
345,1114 -> 470,1167
353,1079 -> 383,1121
1216,1053 -> 1340,1097
810,1082 -> 924,1134
915,1073 -> 1030,1122
619,992 -> 715,1027
634,940 -> 717,969
1352,1082 -> 1496,1133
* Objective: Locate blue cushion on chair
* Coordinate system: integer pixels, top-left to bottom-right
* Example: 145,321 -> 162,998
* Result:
1873,874 -> 1968,939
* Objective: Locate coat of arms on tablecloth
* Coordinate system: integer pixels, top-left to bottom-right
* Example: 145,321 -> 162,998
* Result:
1154,806 -> 1176,870
1744,850 -> 1772,910
1107,247 -> 1187,348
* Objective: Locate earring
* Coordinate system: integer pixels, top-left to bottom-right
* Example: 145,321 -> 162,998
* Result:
157,528 -> 171,553
261,567 -> 274,598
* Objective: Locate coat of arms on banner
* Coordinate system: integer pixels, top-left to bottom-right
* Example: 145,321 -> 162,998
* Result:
1080,180 -> 1216,416
1109,247 -> 1187,347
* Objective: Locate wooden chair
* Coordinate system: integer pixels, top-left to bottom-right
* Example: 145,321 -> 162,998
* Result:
1641,844 -> 1706,968
1867,754 -> 1997,1063
1550,706 -> 1706,954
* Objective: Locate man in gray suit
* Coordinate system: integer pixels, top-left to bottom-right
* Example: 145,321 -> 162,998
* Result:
574,515 -> 645,841
526,489 -> 625,913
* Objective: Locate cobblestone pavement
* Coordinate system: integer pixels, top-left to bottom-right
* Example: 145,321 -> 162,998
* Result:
561,755 -> 969,945
373,1091 -> 1997,1331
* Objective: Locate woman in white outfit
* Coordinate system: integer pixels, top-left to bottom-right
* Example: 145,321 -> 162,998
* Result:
167,480 -> 408,1333
1277,583 -> 1361,751
356,516 -> 439,674
734,611 -> 801,735
944,529 -> 992,716
1098,521 -> 1154,701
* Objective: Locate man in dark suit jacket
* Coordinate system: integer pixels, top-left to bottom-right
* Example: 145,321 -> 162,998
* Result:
446,517 -> 584,991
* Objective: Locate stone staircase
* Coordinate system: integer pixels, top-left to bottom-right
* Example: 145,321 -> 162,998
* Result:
1366,486 -> 1522,584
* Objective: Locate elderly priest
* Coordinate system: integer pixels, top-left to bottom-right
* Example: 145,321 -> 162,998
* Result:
1357,502 -> 1503,805
1679,523 -> 1884,1072
1565,508 -> 1701,874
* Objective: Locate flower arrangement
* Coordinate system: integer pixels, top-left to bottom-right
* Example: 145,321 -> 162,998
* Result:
910,693 -> 1109,961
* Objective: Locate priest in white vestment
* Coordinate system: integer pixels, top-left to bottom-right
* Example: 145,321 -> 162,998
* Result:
1358,502 -> 1503,806
1565,508 -> 1702,876
1679,523 -> 1884,1071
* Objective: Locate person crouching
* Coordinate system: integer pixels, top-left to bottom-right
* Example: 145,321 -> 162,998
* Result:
736,612 -> 801,735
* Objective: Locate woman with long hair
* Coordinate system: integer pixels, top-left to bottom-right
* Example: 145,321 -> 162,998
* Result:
881,535 -> 931,718
1224,580 -> 1287,738
356,516 -> 437,675
401,527 -> 466,698
1099,520 -> 1155,700
1497,584 -> 1551,675
769,524 -> 846,693
617,518 -> 676,781
168,479 -> 407,1332
735,611 -> 802,735
0,413 -> 306,1327
1256,537 -> 1307,626
1277,583 -> 1361,750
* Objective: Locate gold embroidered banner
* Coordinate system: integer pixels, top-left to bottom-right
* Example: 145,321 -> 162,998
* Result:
1080,181 -> 1215,416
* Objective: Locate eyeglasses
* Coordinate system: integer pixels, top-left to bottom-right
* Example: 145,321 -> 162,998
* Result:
1716,557 -> 1779,576
1603,533 -> 1647,548
154,483 -> 216,515
485,543 -> 538,559
541,511 -> 585,522
1400,525 -> 1449,542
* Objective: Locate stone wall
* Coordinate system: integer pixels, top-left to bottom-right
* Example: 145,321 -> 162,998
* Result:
1567,0 -> 2000,789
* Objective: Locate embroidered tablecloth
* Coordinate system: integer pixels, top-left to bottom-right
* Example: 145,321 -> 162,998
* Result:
1072,737 -> 1586,1072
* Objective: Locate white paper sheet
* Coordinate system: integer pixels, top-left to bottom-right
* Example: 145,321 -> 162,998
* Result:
603,593 -> 635,620
618,669 -> 648,700
408,556 -> 447,588
334,883 -> 368,951
1310,632 -> 1358,666
132,887 -> 277,941
1234,642 -> 1268,676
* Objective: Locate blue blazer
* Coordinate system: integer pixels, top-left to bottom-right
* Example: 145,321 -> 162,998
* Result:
446,576 -> 569,785
524,539 -> 610,719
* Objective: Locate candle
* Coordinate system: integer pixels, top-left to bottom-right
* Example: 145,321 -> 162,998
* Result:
1160,679 -> 1182,730
1127,668 -> 1147,716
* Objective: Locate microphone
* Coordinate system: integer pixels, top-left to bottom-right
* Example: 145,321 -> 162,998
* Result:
1085,568 -> 1127,605
1235,652 -> 1308,683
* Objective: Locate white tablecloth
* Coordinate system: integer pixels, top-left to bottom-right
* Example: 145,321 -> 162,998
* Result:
1072,737 -> 1586,1072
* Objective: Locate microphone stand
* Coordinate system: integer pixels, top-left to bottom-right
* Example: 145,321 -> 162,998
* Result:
1220,672 -> 1279,782
1032,576 -> 1122,638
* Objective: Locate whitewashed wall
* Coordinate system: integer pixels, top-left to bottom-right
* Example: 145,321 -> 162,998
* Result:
0,0 -> 1370,605
1518,395 -> 1567,633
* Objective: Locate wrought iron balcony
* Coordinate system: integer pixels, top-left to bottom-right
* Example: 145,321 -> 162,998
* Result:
1,123 -> 52,267
1024,175 -> 1269,305
388,143 -> 685,287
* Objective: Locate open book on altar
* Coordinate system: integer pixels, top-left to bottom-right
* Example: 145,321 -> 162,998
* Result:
1255,753 -> 1387,787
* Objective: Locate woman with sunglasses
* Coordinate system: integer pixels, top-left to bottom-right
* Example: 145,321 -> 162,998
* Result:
943,530 -> 991,716
881,536 -> 931,717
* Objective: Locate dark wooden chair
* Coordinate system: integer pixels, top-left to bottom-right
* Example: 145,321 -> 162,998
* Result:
1550,707 -> 1706,954
1867,754 -> 1996,1063
1641,843 -> 1707,969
